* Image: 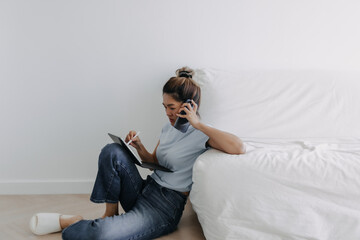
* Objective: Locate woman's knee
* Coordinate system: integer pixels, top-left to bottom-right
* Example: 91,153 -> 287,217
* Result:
98,143 -> 130,169
101,143 -> 123,156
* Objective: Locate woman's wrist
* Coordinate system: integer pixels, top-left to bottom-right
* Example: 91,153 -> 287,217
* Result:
193,121 -> 206,131
135,142 -> 145,153
191,119 -> 203,130
136,143 -> 154,162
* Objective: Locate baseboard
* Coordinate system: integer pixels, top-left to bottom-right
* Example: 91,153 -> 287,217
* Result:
0,179 -> 95,195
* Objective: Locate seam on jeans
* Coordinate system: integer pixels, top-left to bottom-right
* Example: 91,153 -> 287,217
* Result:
119,162 -> 141,196
104,158 -> 117,202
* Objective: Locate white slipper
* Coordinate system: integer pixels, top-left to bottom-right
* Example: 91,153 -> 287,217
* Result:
29,213 -> 74,235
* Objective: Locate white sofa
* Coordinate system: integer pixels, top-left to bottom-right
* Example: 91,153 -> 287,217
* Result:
190,69 -> 360,240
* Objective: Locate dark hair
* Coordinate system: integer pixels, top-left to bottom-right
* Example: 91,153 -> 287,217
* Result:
163,67 -> 201,116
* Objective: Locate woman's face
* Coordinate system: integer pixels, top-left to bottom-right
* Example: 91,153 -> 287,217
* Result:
162,93 -> 182,126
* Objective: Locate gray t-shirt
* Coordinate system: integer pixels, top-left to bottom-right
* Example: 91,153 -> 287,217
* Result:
151,122 -> 210,192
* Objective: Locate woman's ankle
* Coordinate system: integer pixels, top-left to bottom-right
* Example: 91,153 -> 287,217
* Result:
59,215 -> 83,229
101,212 -> 119,218
102,203 -> 119,218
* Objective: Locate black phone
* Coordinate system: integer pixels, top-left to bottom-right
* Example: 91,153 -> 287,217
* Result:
174,99 -> 193,133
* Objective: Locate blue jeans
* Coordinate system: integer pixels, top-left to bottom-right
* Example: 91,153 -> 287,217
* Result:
62,143 -> 187,240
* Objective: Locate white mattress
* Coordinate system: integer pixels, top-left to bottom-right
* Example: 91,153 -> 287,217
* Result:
190,138 -> 360,240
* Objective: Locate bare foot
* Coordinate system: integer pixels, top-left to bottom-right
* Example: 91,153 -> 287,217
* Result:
59,215 -> 83,229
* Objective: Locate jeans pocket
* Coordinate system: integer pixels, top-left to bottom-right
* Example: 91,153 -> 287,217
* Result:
160,188 -> 186,225
173,190 -> 188,202
160,188 -> 177,209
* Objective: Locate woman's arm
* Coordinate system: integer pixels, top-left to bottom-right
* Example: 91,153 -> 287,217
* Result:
196,123 -> 245,155
136,140 -> 160,164
177,100 -> 245,155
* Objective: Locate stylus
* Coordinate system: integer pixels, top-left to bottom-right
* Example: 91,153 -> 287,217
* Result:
126,131 -> 140,146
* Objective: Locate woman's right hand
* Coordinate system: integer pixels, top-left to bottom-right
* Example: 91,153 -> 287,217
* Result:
125,131 -> 141,149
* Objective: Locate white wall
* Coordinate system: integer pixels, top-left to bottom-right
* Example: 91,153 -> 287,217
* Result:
1,0 -> 360,194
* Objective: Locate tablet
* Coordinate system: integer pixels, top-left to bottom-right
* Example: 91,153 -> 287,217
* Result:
108,133 -> 172,172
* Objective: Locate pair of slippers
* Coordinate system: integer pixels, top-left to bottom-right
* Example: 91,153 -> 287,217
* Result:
29,213 -> 75,235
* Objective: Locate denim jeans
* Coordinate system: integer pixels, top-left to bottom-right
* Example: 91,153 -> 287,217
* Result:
62,143 -> 187,240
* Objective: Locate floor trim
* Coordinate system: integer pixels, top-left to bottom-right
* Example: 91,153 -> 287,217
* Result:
0,179 -> 94,194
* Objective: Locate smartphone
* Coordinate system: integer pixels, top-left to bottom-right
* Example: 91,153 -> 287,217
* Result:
174,99 -> 193,133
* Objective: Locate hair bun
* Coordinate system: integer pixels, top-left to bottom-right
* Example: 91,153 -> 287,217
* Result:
176,67 -> 195,79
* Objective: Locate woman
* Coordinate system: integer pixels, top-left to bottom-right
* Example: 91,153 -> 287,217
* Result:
30,67 -> 245,239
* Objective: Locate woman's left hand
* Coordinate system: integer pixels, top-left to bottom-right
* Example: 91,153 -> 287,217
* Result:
176,99 -> 201,129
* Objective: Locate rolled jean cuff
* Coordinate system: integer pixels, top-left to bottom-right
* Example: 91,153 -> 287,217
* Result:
89,197 -> 118,204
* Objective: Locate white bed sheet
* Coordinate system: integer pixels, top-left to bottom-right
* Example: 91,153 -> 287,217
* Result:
194,69 -> 360,138
190,138 -> 360,240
